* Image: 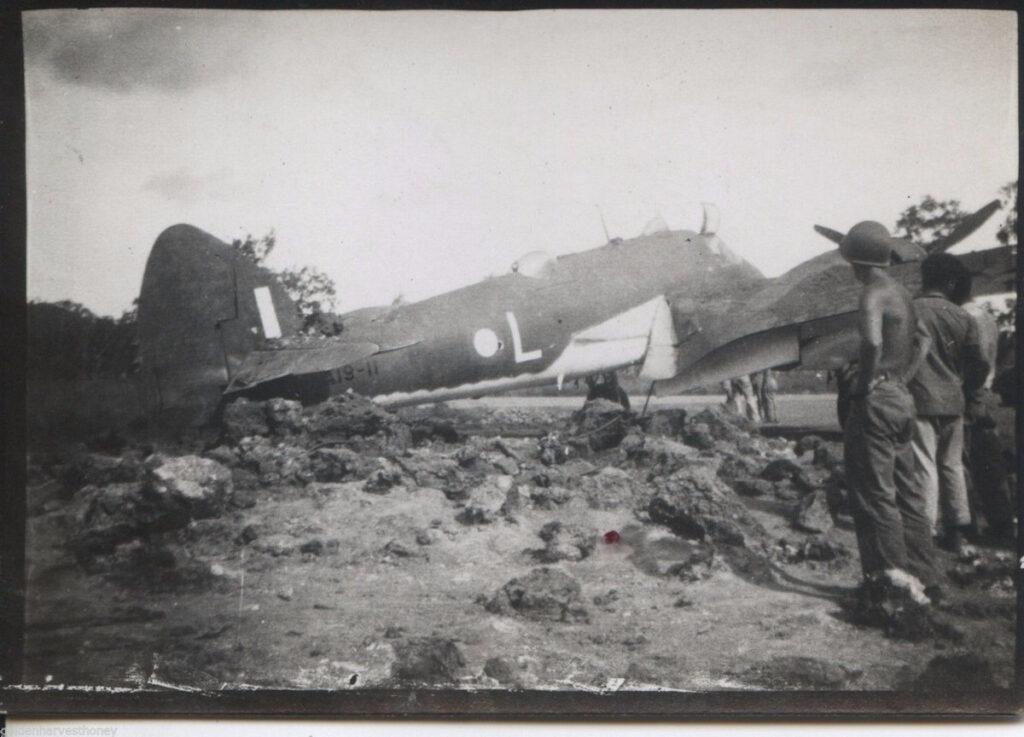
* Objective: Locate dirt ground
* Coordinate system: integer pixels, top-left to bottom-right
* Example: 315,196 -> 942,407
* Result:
21,394 -> 1017,693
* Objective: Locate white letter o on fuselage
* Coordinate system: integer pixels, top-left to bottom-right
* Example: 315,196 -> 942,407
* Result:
473,328 -> 500,357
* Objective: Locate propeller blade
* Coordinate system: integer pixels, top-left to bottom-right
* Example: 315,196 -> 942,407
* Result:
925,199 -> 1001,253
813,224 -> 845,245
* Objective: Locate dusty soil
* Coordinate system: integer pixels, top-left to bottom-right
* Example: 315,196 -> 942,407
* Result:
22,394 -> 1016,693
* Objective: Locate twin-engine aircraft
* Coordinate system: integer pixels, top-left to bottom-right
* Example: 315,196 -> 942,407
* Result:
136,202 -> 1014,424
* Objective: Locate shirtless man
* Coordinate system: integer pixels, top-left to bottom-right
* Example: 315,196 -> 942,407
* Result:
840,221 -> 940,601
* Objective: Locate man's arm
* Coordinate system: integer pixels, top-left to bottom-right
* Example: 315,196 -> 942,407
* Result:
853,287 -> 883,397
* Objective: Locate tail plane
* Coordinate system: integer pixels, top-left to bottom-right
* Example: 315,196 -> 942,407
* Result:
136,224 -> 302,424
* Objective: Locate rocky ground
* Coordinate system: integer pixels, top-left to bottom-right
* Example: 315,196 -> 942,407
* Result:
22,393 -> 1016,693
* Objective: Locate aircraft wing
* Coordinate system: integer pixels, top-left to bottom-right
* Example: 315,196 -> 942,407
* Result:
224,341 -> 381,394
655,244 -> 1015,395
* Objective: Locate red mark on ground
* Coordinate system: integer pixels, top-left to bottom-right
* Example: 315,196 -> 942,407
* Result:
604,530 -> 620,544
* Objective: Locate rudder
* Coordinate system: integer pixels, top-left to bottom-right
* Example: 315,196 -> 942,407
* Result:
136,224 -> 301,425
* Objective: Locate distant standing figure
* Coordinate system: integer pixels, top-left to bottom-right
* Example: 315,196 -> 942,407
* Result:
759,369 -> 779,424
721,380 -> 736,411
732,375 -> 761,423
839,221 -> 940,598
908,253 -> 989,553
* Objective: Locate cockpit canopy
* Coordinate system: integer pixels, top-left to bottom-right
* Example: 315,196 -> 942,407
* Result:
511,250 -> 556,278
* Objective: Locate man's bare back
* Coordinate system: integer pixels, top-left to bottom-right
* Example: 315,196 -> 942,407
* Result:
854,265 -> 916,394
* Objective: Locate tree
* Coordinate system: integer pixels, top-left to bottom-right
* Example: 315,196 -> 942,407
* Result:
232,229 -> 339,334
893,195 -> 967,245
231,230 -> 277,266
995,180 -> 1017,248
278,265 -> 339,328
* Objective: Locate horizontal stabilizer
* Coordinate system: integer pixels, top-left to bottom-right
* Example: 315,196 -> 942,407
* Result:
225,341 -> 380,393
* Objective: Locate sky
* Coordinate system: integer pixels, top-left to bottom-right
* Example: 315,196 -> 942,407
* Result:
24,8 -> 1018,317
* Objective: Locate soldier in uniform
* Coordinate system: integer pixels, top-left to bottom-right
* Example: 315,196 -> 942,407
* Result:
840,221 -> 940,601
908,253 -> 990,552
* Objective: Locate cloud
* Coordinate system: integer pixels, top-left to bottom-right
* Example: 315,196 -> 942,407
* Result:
24,9 -> 244,92
142,167 -> 235,204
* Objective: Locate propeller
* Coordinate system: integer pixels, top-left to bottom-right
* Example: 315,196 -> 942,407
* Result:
923,198 -> 1001,253
813,199 -> 1002,258
813,224 -> 845,246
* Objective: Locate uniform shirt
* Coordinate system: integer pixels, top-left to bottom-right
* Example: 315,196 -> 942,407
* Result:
908,292 -> 984,416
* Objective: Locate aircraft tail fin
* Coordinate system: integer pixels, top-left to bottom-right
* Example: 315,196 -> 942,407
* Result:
136,224 -> 302,424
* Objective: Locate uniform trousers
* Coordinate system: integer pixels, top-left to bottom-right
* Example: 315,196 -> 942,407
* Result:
844,380 -> 940,587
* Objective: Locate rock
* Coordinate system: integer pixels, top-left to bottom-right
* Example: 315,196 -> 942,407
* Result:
716,452 -> 765,484
489,454 -> 520,476
59,451 -> 143,490
486,567 -> 589,623
630,436 -> 701,477
456,477 -> 511,524
68,480 -> 201,560
538,432 -> 573,466
681,423 -> 716,451
732,478 -> 774,497
104,541 -> 216,594
493,438 -> 521,460
397,404 -> 463,444
648,466 -> 769,550
235,524 -> 259,545
793,491 -> 834,534
780,535 -> 848,563
577,466 -> 640,510
454,443 -> 483,468
396,451 -> 468,489
362,458 -> 404,494
222,397 -> 271,439
738,656 -> 859,690
265,398 -> 304,435
813,443 -> 843,470
235,437 -> 313,487
687,406 -> 756,443
568,398 -> 630,452
252,534 -> 299,557
390,637 -> 465,685
529,485 -> 573,510
146,454 -> 232,519
644,409 -> 688,439
483,656 -> 519,685
772,480 -> 803,501
794,435 -> 823,457
305,391 -> 404,443
383,540 -> 415,558
560,458 -> 598,480
911,653 -> 996,692
760,458 -> 803,483
300,538 -> 327,556
308,447 -> 362,482
533,521 -> 597,562
204,445 -> 237,467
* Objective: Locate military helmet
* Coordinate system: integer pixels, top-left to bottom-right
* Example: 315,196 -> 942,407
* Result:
840,221 -> 893,267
